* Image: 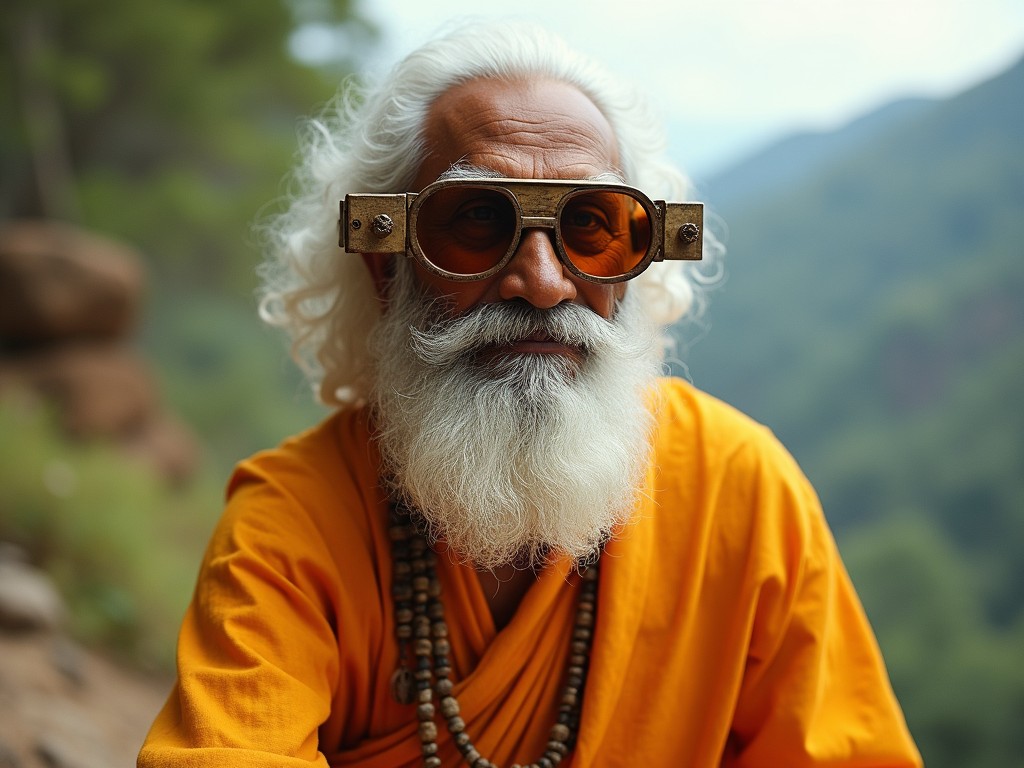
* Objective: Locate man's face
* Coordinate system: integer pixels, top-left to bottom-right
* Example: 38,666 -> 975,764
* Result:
404,77 -> 628,332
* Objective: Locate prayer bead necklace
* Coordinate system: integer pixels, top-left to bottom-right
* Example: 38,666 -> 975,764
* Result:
388,504 -> 598,768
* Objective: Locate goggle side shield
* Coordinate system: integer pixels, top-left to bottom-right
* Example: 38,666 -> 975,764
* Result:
340,178 -> 703,283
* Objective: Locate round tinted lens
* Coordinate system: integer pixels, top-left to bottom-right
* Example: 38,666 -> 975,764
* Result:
559,190 -> 652,278
415,186 -> 517,276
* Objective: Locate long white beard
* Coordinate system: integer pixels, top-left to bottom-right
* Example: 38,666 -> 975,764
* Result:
368,259 -> 660,570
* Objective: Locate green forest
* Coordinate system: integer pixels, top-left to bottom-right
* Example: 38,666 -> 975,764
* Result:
685,55 -> 1024,768
2,2 -> 1022,766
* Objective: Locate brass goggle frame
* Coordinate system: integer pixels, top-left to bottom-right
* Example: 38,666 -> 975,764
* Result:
340,178 -> 703,284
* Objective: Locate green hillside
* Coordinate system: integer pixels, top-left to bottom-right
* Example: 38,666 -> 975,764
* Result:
681,55 -> 1024,768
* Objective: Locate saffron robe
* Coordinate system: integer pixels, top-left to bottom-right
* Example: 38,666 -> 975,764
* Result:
139,379 -> 921,767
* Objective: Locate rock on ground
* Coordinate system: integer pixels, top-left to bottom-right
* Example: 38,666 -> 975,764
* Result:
0,550 -> 169,768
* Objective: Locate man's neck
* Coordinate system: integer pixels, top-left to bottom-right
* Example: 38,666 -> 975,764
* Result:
476,565 -> 537,630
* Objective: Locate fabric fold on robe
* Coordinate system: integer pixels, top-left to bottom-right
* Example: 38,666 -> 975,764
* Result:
329,553 -> 580,767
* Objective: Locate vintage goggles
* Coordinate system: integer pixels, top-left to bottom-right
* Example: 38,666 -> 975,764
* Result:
339,178 -> 703,284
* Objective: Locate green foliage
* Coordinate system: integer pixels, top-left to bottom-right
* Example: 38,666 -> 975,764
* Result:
842,519 -> 1024,768
683,55 -> 1024,767
0,0 -> 368,670
0,393 -> 223,670
1,0 -> 375,297
143,288 -> 327,476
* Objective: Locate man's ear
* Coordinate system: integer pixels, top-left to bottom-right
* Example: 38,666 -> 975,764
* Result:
361,253 -> 393,307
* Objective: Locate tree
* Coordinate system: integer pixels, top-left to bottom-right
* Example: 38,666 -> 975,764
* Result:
1,0 -> 376,294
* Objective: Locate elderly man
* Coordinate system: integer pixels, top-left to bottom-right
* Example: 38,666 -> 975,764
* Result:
139,22 -> 921,768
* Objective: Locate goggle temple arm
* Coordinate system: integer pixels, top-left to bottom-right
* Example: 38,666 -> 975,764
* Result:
657,201 -> 704,262
340,194 -> 411,253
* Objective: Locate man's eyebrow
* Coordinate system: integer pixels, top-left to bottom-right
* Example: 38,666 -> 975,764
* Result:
435,162 -> 504,182
435,162 -> 627,184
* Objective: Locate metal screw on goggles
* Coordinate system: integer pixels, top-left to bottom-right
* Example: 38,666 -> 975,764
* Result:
339,178 -> 703,284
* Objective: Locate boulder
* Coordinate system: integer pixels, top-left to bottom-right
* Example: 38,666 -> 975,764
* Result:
0,221 -> 144,344
0,343 -> 157,439
0,546 -> 65,632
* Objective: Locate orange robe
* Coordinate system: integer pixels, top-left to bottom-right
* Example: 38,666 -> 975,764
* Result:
139,379 -> 921,767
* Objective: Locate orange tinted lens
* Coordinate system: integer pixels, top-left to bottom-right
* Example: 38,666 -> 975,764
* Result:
559,191 -> 651,278
415,186 -> 516,275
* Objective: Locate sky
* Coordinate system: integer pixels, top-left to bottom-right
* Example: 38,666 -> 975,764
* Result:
295,0 -> 1024,177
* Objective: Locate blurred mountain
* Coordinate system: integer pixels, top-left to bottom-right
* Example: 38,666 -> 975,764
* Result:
703,96 -> 935,211
681,50 -> 1024,602
678,54 -> 1024,767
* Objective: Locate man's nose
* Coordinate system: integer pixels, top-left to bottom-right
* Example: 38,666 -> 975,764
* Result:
496,229 -> 577,308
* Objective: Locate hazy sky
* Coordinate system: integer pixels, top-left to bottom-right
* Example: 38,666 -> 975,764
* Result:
301,0 -> 1024,176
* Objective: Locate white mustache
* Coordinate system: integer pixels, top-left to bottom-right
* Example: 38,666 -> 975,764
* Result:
407,301 -> 632,368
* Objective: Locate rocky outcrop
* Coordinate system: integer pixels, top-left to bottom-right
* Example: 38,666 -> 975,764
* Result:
0,544 -> 168,768
0,220 -> 198,484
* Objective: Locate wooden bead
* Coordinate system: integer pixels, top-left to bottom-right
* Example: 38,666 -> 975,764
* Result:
418,721 -> 437,742
424,757 -> 442,768
435,678 -> 453,696
412,575 -> 430,591
433,638 -> 451,656
416,702 -> 435,720
464,748 -> 480,763
395,607 -> 414,623
431,621 -> 449,638
547,739 -> 569,755
414,638 -> 433,656
447,716 -> 466,733
422,741 -> 438,756
454,731 -> 471,747
418,688 -> 433,704
549,723 -> 570,743
439,695 -> 460,718
391,584 -> 413,601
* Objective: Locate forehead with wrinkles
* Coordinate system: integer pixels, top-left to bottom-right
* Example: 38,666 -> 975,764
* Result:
412,78 -> 621,190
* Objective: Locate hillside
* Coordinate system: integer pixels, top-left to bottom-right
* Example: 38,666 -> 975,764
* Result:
677,52 -> 1024,768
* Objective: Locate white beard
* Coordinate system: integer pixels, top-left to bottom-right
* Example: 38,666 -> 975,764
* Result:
368,259 -> 660,570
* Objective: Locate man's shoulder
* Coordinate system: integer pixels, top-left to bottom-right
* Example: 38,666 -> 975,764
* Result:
652,376 -> 776,447
225,405 -> 377,515
650,376 -> 805,485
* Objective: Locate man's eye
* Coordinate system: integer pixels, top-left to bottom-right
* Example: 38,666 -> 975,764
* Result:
462,205 -> 502,222
566,211 -> 598,228
564,206 -> 610,232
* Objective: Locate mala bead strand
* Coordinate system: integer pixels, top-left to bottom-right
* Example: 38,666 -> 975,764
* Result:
389,503 -> 599,768
389,512 -> 416,705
